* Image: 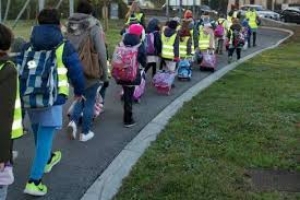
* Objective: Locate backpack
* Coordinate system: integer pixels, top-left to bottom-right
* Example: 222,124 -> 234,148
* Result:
67,28 -> 102,79
233,30 -> 245,47
78,33 -> 102,79
145,32 -> 155,55
214,21 -> 225,38
111,43 -> 141,82
18,44 -> 62,108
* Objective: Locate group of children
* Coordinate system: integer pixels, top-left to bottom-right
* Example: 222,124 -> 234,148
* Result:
0,3 -> 260,199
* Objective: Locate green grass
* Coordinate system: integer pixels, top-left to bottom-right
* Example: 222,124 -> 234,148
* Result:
9,19 -> 123,56
114,30 -> 300,200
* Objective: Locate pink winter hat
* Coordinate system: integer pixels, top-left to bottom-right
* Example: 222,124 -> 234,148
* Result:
128,24 -> 144,36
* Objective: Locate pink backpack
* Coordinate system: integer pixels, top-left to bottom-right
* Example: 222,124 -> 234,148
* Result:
214,21 -> 225,38
111,43 -> 140,82
146,32 -> 155,55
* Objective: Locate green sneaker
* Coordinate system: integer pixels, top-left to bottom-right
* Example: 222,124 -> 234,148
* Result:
44,151 -> 62,173
24,181 -> 47,196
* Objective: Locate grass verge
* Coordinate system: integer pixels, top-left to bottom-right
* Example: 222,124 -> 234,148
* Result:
114,28 -> 300,200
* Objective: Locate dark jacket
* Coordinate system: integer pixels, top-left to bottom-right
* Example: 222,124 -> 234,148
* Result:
118,33 -> 146,85
146,18 -> 162,56
0,57 -> 16,163
162,27 -> 180,60
17,25 -> 85,105
68,13 -> 109,88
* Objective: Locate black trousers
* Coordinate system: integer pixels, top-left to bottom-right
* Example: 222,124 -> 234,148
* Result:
228,47 -> 242,60
249,31 -> 257,47
122,85 -> 135,123
145,62 -> 157,77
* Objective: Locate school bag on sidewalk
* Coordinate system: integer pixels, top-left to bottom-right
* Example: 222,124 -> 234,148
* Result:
200,50 -> 217,72
153,70 -> 176,95
18,44 -> 63,108
111,42 -> 141,83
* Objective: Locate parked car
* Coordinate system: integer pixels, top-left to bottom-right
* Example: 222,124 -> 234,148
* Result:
280,8 -> 300,24
240,4 -> 280,20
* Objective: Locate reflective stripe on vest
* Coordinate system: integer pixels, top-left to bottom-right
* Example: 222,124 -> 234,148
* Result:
0,62 -> 23,139
198,29 -> 210,50
179,36 -> 190,58
161,33 -> 177,59
190,29 -> 195,54
55,43 -> 69,96
246,11 -> 258,29
233,11 -> 238,18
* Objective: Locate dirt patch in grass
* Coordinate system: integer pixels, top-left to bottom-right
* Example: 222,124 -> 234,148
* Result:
245,169 -> 300,192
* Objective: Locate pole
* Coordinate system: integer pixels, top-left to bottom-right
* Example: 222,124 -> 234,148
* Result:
0,0 -> 2,23
193,0 -> 195,16
179,0 -> 182,18
38,0 -> 45,12
12,0 -> 31,29
70,0 -> 74,16
166,0 -> 169,21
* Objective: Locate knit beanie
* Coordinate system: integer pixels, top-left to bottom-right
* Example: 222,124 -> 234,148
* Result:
168,20 -> 178,29
128,24 -> 144,36
184,10 -> 193,19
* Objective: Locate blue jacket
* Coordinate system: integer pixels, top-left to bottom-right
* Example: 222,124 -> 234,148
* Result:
17,25 -> 85,105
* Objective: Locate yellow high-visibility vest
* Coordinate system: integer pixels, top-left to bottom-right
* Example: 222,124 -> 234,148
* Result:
55,43 -> 69,97
179,36 -> 190,58
0,62 -> 23,139
161,33 -> 177,59
198,28 -> 210,50
246,10 -> 258,29
126,12 -> 144,24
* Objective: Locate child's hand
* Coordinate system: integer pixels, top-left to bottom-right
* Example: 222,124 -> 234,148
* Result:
0,163 -> 4,171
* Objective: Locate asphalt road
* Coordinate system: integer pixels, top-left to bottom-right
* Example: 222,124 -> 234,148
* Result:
8,28 -> 288,200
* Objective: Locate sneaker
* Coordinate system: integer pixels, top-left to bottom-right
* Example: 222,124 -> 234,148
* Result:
79,131 -> 95,142
24,181 -> 47,196
44,151 -> 62,173
67,121 -> 77,140
124,120 -> 136,128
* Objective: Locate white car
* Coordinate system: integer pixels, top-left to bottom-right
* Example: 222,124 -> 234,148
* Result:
240,4 -> 280,20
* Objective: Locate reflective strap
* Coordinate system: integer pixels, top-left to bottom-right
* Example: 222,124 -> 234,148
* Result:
55,43 -> 69,96
58,80 -> 69,87
57,67 -> 67,75
0,64 -> 4,70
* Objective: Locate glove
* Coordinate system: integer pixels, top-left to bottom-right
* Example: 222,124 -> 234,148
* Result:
103,81 -> 109,88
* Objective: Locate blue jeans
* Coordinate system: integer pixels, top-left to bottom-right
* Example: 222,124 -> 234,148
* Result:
0,185 -> 8,200
30,124 -> 56,180
71,83 -> 100,134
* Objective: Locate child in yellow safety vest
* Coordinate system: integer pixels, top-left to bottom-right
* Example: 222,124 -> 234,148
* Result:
0,24 -> 22,200
179,19 -> 193,59
198,23 -> 215,52
161,19 -> 180,72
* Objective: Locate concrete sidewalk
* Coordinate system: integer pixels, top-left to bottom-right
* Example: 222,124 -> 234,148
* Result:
8,28 -> 288,200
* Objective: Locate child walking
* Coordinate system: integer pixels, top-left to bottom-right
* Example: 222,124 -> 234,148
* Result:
0,24 -> 23,200
145,18 -> 162,77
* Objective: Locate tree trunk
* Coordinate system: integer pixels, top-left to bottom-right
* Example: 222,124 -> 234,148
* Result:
3,0 -> 10,22
12,0 -> 31,29
56,0 -> 64,9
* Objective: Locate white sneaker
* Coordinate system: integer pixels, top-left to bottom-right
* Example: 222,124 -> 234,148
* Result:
79,131 -> 94,142
67,121 -> 77,140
